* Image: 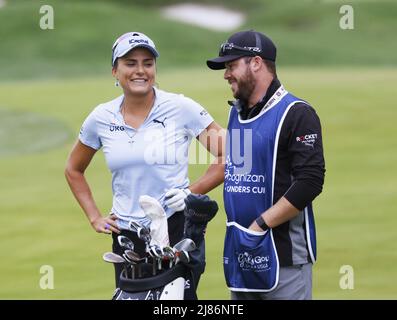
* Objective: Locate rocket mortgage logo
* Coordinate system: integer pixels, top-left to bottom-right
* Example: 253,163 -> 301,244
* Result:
296,133 -> 318,147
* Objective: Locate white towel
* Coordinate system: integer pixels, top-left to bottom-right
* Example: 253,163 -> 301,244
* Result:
139,195 -> 169,247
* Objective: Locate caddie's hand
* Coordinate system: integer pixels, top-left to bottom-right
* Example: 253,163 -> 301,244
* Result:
91,214 -> 120,234
249,220 -> 264,232
164,188 -> 191,212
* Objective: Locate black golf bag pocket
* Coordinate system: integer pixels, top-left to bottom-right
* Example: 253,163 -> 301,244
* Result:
113,263 -> 188,300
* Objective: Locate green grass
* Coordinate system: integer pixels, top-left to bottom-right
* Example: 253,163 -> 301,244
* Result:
0,109 -> 71,157
0,67 -> 396,299
0,0 -> 396,81
1,0 -> 396,300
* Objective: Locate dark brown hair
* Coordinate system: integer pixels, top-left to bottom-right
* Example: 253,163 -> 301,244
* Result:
244,56 -> 277,77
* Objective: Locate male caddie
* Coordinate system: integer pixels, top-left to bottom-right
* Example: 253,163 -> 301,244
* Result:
207,30 -> 325,299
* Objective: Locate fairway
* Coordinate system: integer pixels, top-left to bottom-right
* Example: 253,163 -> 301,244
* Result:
0,67 -> 396,299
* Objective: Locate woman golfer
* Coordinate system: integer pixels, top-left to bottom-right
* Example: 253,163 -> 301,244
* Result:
65,32 -> 224,299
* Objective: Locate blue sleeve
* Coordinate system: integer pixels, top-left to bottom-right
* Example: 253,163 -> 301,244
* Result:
78,109 -> 102,150
181,96 -> 214,137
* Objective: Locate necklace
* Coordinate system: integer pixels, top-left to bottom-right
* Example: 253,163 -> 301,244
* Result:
124,128 -> 138,145
120,96 -> 154,145
120,106 -> 139,145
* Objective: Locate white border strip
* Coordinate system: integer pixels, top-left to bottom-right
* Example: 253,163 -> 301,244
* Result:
271,100 -> 306,204
304,207 -> 316,263
238,86 -> 288,123
226,221 -> 267,236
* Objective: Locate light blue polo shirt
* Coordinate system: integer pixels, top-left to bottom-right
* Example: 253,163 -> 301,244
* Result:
79,87 -> 214,229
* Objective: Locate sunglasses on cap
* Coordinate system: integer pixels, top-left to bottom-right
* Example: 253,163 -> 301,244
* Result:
219,42 -> 262,57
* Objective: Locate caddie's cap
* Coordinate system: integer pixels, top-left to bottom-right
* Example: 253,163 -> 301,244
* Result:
111,32 -> 159,66
206,30 -> 276,70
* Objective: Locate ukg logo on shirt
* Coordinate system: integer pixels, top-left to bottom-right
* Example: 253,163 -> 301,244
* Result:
109,123 -> 125,132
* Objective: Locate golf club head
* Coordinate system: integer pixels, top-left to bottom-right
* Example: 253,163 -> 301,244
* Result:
175,250 -> 190,264
147,244 -> 163,258
162,246 -> 175,259
103,252 -> 125,264
129,220 -> 143,232
122,253 -> 135,264
124,250 -> 141,262
117,235 -> 134,251
173,238 -> 196,252
137,226 -> 151,243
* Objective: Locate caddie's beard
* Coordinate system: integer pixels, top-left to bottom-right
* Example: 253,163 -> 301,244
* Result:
234,68 -> 256,104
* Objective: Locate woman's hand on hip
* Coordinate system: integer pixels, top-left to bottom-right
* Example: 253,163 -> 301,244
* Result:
91,214 -> 120,234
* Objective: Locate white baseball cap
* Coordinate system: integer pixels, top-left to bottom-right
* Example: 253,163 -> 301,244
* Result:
111,32 -> 159,66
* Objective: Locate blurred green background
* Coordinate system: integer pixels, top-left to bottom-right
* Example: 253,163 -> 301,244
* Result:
0,0 -> 396,299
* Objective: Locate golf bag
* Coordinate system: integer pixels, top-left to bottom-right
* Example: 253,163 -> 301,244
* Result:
109,193 -> 218,300
113,263 -> 190,300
